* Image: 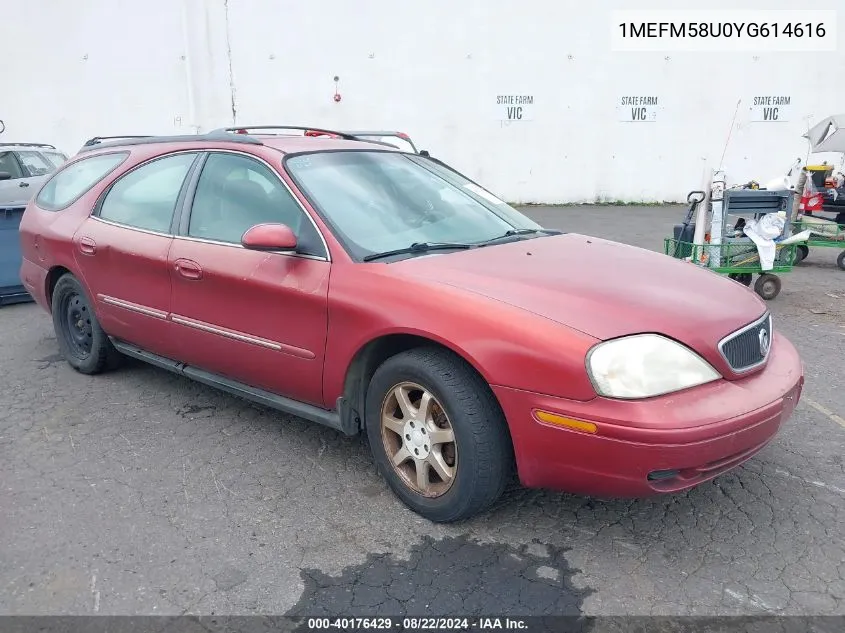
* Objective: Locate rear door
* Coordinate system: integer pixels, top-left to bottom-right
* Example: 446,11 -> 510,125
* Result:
73,151 -> 201,359
167,150 -> 331,406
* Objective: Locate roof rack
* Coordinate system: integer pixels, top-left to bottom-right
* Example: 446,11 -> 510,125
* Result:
211,126 -> 406,149
81,135 -> 153,147
211,125 -> 362,140
340,130 -> 419,152
0,141 -> 57,149
76,131 -> 264,153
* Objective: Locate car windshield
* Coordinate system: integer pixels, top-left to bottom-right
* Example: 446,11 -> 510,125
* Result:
284,151 -> 543,260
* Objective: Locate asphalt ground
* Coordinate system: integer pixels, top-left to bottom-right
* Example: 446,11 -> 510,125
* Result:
1,205 -> 844,618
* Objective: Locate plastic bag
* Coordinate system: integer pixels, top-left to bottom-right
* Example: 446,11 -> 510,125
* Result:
747,213 -> 785,240
742,213 -> 785,270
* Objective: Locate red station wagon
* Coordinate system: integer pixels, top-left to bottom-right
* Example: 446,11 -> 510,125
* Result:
19,126 -> 805,522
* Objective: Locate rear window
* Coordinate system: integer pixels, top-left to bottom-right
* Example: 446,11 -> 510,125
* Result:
36,152 -> 129,211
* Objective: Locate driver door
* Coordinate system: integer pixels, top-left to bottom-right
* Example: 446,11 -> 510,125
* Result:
168,151 -> 331,407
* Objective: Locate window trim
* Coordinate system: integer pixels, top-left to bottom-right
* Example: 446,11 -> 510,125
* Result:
281,148 -> 527,263
91,150 -> 202,236
35,150 -> 130,212
175,149 -> 331,262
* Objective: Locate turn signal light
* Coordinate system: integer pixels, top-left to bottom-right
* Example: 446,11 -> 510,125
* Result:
533,410 -> 597,434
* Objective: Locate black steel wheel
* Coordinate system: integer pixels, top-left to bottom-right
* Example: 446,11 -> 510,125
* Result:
51,273 -> 121,374
754,273 -> 781,300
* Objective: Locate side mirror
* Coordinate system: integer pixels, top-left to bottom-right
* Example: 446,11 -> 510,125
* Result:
0,171 -> 11,181
241,223 -> 297,252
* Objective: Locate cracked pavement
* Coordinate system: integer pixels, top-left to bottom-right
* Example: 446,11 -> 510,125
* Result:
1,205 -> 844,616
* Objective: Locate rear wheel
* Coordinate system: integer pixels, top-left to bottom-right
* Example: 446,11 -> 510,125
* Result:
51,274 -> 121,374
364,347 -> 512,523
837,250 -> 845,271
754,273 -> 781,300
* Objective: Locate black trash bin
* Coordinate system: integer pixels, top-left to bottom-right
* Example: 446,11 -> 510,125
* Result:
0,205 -> 33,306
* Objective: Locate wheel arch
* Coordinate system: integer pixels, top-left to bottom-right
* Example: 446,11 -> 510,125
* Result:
45,265 -> 74,310
339,332 -> 506,437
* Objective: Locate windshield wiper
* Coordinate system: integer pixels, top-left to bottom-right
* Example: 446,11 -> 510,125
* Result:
362,241 -> 474,262
475,228 -> 562,246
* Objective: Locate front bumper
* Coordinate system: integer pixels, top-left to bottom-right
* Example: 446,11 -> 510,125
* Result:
493,331 -> 804,497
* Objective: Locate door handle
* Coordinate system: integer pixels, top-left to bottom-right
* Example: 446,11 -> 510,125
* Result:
174,258 -> 203,280
19,181 -> 29,188
78,236 -> 97,255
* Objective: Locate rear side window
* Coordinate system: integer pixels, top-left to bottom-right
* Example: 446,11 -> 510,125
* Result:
36,152 -> 129,211
97,152 -> 198,233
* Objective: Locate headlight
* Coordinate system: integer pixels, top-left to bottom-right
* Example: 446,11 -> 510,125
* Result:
586,334 -> 720,399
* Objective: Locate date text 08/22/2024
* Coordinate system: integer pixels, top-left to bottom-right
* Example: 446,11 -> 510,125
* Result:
306,617 -> 529,631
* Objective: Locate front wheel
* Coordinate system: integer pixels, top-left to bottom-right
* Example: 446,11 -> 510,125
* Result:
794,245 -> 809,264
837,250 -> 845,271
51,273 -> 121,374
754,273 -> 781,300
364,347 -> 512,523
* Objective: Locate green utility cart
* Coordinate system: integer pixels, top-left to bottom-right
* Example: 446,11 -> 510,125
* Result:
664,189 -> 798,300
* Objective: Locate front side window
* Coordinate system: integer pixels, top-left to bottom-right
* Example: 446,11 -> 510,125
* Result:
187,152 -> 321,254
284,151 -> 542,260
0,151 -> 24,180
36,152 -> 129,211
17,151 -> 54,176
98,152 -> 197,233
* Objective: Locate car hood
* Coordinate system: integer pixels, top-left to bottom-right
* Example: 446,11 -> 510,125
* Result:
393,233 -> 766,348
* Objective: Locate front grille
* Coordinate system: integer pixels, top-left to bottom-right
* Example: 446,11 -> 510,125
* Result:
719,312 -> 772,372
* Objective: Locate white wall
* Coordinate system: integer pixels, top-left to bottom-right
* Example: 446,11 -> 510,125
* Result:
2,0 -> 844,203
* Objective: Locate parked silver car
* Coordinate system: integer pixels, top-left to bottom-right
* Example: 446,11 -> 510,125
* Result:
0,142 -> 69,206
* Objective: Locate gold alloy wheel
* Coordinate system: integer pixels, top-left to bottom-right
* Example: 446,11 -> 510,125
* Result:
379,381 -> 458,497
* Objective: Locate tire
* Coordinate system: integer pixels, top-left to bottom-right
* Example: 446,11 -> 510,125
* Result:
794,245 -> 809,264
754,273 -> 781,300
364,347 -> 512,523
51,273 -> 121,374
837,250 -> 845,271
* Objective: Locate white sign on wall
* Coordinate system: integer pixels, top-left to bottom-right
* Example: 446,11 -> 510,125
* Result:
617,96 -> 659,122
495,95 -> 534,121
749,96 -> 792,122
